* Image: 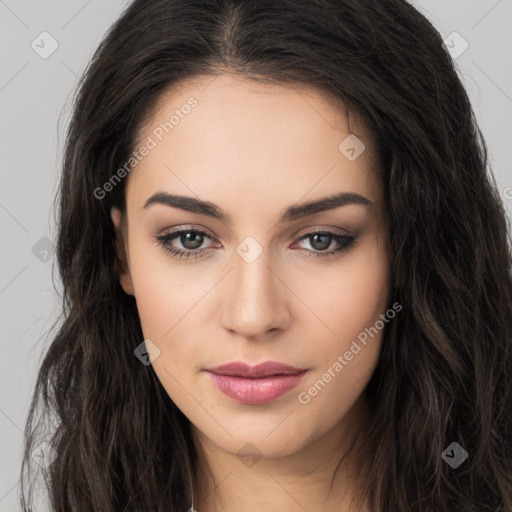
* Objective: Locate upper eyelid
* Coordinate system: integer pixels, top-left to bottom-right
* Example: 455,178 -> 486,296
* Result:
159,225 -> 216,241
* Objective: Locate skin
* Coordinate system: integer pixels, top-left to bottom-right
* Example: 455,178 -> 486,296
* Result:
111,73 -> 391,512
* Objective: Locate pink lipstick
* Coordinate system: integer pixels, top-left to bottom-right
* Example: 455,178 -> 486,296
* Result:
205,361 -> 308,405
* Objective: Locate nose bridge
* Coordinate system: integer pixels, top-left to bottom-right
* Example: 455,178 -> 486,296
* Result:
221,238 -> 289,337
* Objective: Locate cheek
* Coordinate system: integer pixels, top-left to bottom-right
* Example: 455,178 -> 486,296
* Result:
294,255 -> 389,437
126,243 -> 212,398
302,238 -> 390,349
294,237 -> 389,389
127,241 -> 196,340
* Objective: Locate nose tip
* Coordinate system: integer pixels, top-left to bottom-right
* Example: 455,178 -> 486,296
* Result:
220,255 -> 291,340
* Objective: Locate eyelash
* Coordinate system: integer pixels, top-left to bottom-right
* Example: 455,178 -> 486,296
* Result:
155,228 -> 356,260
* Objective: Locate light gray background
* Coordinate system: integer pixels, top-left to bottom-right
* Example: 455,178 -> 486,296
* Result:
1,1 -> 511,510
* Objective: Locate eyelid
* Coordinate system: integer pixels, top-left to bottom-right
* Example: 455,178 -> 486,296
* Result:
158,224 -> 216,238
293,225 -> 350,238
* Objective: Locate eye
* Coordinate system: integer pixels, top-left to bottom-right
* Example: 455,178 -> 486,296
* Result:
291,230 -> 356,259
155,228 -> 356,260
155,228 -> 217,260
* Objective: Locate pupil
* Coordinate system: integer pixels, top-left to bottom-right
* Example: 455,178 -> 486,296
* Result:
182,232 -> 203,250
312,234 -> 330,251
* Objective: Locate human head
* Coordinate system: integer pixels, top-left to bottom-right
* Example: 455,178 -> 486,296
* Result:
20,1 -> 512,511
110,71 -> 391,510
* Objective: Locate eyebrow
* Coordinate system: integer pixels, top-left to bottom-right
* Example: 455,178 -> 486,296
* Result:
143,190 -> 373,223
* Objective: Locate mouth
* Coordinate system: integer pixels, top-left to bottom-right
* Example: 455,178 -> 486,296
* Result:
205,361 -> 309,404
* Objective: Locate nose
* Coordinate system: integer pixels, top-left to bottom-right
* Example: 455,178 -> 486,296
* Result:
220,247 -> 292,340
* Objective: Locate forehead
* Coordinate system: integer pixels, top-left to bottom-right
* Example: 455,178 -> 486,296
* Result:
127,73 -> 382,214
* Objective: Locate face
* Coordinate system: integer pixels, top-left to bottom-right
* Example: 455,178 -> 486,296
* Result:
111,73 -> 391,461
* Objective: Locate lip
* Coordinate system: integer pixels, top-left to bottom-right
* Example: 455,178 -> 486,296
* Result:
205,361 -> 308,404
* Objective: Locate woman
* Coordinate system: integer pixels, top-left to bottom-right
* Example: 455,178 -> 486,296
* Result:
19,0 -> 512,511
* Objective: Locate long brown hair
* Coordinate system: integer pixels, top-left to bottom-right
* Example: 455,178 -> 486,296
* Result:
20,0 -> 512,510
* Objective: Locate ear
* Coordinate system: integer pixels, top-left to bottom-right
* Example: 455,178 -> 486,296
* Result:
111,206 -> 135,296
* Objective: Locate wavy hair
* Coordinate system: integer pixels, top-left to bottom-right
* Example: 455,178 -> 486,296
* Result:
20,0 -> 512,510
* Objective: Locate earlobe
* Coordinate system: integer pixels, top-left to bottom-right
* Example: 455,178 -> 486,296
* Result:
111,206 -> 135,296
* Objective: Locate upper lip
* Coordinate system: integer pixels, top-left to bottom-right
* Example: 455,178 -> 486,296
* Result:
206,361 -> 308,378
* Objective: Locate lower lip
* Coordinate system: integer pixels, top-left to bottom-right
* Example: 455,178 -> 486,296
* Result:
207,371 -> 308,405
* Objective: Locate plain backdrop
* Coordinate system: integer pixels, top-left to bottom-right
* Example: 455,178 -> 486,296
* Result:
1,1 -> 511,510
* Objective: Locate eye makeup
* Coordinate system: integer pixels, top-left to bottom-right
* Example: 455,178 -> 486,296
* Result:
154,226 -> 357,260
